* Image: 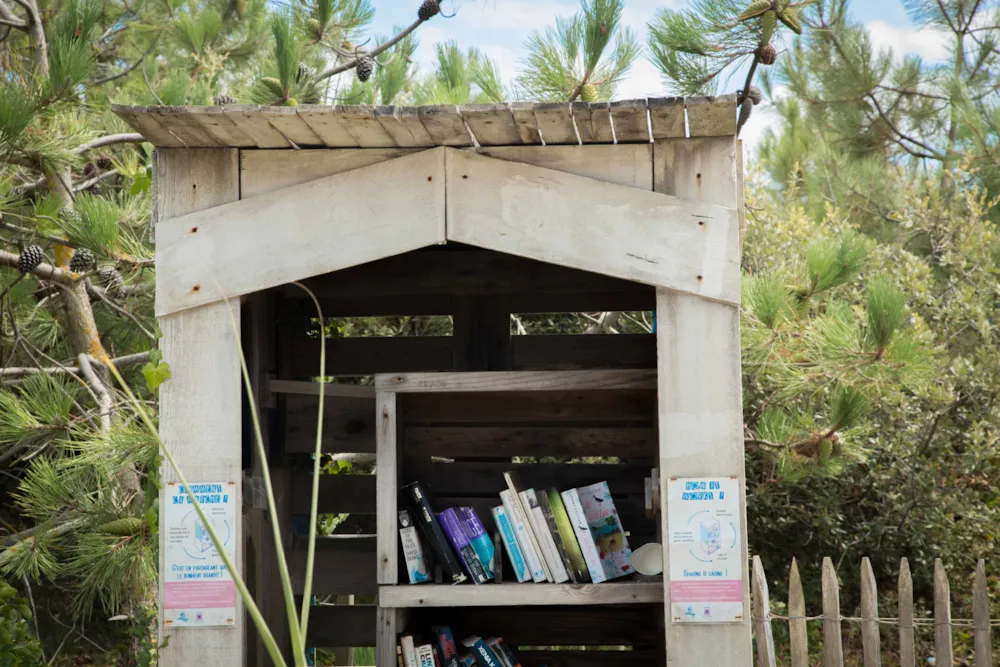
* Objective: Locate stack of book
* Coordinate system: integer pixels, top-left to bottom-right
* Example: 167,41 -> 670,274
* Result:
398,626 -> 527,667
399,472 -> 633,585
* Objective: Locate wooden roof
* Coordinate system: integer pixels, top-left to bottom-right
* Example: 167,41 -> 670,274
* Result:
112,95 -> 737,149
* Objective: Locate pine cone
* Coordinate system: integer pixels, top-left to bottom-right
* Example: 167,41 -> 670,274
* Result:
69,248 -> 95,272
58,207 -> 83,228
87,183 -> 102,196
737,97 -> 753,129
747,86 -> 762,105
17,245 -> 45,274
758,44 -> 777,65
99,266 -> 125,297
214,94 -> 237,106
98,517 -> 144,536
96,154 -> 113,170
580,83 -> 598,103
296,62 -> 311,83
83,162 -> 96,178
418,0 -> 440,21
356,55 -> 375,82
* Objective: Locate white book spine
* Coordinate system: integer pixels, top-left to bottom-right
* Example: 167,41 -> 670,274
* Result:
416,644 -> 436,667
561,488 -> 607,583
521,489 -> 570,583
500,489 -> 547,582
400,635 -> 419,667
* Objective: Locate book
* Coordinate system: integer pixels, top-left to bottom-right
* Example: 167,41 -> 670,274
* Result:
537,489 -> 581,583
397,644 -> 405,667
462,635 -> 502,667
491,505 -> 530,583
438,508 -> 490,584
560,488 -> 607,583
502,472 -> 553,582
457,656 -> 477,667
577,480 -> 633,580
400,634 -> 419,667
487,638 -> 521,667
432,646 -> 444,667
500,489 -> 547,582
485,639 -> 511,667
399,510 -> 431,584
545,488 -> 590,583
458,507 -> 495,579
401,482 -> 467,584
416,644 -> 436,667
520,489 -> 569,583
433,626 -> 460,667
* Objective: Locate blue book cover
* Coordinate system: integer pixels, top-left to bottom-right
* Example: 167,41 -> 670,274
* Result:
433,626 -> 460,667
462,636 -> 502,667
458,507 -> 495,579
438,508 -> 490,584
491,505 -> 529,582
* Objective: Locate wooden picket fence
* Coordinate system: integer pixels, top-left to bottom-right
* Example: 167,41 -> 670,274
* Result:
751,555 -> 995,667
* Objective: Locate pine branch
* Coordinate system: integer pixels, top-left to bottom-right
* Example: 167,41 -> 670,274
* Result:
0,351 -> 151,380
18,167 -> 119,196
0,249 -> 75,282
92,39 -> 159,86
73,134 -> 144,155
317,17 -> 423,81
76,353 -> 110,431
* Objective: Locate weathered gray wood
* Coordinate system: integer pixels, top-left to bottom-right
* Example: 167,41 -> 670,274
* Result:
686,94 -> 738,137
307,605 -> 377,647
648,97 -> 686,139
509,101 -> 542,144
187,107 -> 257,147
973,558 -> 991,667
533,103 -> 579,144
336,104 -> 397,146
268,379 -> 375,398
239,147 -> 418,198
400,389 -> 655,424
223,106 -> 290,147
374,106 -> 435,147
405,425 -> 655,458
788,558 -> 808,667
258,107 -> 325,146
379,582 -> 664,608
821,557 -> 844,667
860,557 -> 881,667
159,108 -> 227,147
376,370 -> 656,393
418,105 -> 473,146
461,104 -> 522,146
474,143 -> 653,189
935,558 -> 953,666
284,393 -> 375,454
376,607 -> 404,667
609,99 -> 650,143
113,105 -> 186,146
375,391 -> 397,585
295,105 -> 360,147
156,147 -> 446,315
752,556 -> 776,667
898,558 -> 915,667
287,536 -> 376,595
573,101 -> 615,143
155,148 -> 243,665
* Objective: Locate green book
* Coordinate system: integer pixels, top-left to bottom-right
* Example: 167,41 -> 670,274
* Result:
545,487 -> 591,583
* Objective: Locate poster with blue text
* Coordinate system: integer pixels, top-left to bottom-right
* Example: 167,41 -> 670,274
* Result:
163,481 -> 237,628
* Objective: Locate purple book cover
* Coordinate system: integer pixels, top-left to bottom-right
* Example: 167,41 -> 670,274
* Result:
438,508 -> 490,584
457,507 -> 495,578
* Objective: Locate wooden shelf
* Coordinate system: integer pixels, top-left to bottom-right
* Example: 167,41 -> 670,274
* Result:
379,582 -> 663,608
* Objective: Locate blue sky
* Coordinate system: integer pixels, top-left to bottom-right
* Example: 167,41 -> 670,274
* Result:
362,0 -> 951,149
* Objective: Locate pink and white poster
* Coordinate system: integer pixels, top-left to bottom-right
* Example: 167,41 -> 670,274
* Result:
667,476 -> 744,623
163,481 -> 237,628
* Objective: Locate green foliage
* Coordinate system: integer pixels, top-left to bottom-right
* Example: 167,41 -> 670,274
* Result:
142,350 -> 171,392
0,579 -> 43,667
413,41 -> 506,105
0,375 -> 79,461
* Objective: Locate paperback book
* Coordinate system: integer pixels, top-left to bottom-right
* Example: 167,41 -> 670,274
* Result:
401,482 -> 467,584
400,634 -> 419,667
491,505 -> 530,583
458,507 -> 495,579
503,472 -> 552,581
438,508 -> 491,585
416,644 -> 436,667
545,488 -> 591,583
399,510 -> 431,584
560,488 -> 607,583
433,626 -> 460,667
462,635 -> 502,667
538,489 -> 583,583
500,488 -> 547,582
577,480 -> 633,579
520,489 -> 569,583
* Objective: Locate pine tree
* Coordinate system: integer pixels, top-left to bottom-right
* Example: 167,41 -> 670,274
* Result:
413,40 -> 507,105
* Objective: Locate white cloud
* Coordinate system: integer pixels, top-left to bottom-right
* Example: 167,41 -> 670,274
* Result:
615,58 -> 665,99
453,0 -> 578,30
866,20 -> 949,62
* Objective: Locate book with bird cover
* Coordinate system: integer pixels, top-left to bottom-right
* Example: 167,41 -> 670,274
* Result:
502,471 -> 552,581
545,488 -> 591,583
438,508 -> 490,585
560,488 -> 607,583
520,489 -> 569,583
401,481 -> 466,585
577,480 -> 633,580
500,489 -> 547,582
491,505 -> 530,583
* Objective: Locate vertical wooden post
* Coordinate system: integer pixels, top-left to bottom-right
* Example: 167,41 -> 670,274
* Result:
375,390 -> 399,667
788,558 -> 808,667
898,558 -> 915,667
860,557 -> 881,667
973,559 -> 991,667
654,137 -> 751,666
751,556 -> 776,667
821,557 -> 844,667
935,558 -> 953,666
155,148 -> 244,665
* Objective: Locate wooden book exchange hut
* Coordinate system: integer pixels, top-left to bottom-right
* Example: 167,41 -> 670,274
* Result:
115,96 -> 749,667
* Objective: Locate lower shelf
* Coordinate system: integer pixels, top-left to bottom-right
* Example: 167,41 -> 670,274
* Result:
379,581 -> 663,608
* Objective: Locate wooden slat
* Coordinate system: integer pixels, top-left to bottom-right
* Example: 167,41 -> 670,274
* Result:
788,558 -> 808,667
514,333 -> 655,370
475,143 -> 653,190
418,105 -> 473,146
285,393 -> 375,454
446,149 -> 740,304
403,460 -> 650,496
533,103 -> 578,145
405,425 -> 655,458
269,379 -> 374,398
509,102 -> 542,144
518,650 -> 661,667
573,102 -> 615,143
291,474 -> 375,513
378,369 -> 656,393
187,107 -> 257,147
898,557 -> 915,667
156,147 -> 446,316
376,607 -> 403,667
860,557 -> 881,667
258,107 -> 324,146
648,97 -> 686,139
295,105 -> 361,147
401,389 -> 655,424
375,391 -> 397,585
973,559 -> 991,667
374,106 -> 435,147
289,537 -> 377,595
752,556 -> 776,667
112,106 -> 186,146
609,99 -> 650,143
461,104 -> 522,146
240,148 -> 417,198
307,605 -> 377,647
223,106 -> 290,148
821,557 -> 844,667
380,582 -> 663,608
155,108 -> 224,147
935,558 -> 953,666
686,94 -> 738,137
336,104 -> 397,147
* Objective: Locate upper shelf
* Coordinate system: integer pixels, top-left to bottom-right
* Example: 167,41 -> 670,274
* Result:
378,582 -> 663,608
